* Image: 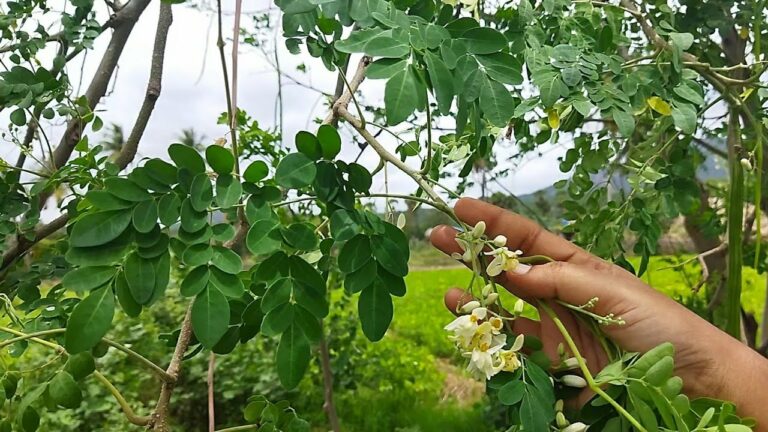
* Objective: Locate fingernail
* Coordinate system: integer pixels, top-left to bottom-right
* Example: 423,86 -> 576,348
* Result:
512,263 -> 531,274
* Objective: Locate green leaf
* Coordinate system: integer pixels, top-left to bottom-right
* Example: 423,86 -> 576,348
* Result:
192,287 -> 230,349
385,68 -> 419,125
262,278 -> 292,313
85,190 -> 133,210
276,324 -> 310,389
62,266 -> 116,293
344,260 -> 376,294
481,77 -> 516,127
132,200 -> 158,233
65,287 -> 115,353
669,32 -> 694,50
261,303 -> 295,336
476,53 -> 523,85
64,352 -> 95,380
180,266 -> 210,297
205,145 -> 235,174
378,265 -> 406,297
183,243 -> 213,266
371,235 -> 408,277
294,306 -> 322,343
338,235 -> 372,273
144,159 -> 178,185
48,371 -> 82,409
169,143 -> 206,173
115,272 -> 141,317
180,198 -> 208,232
461,27 -> 507,54
612,109 -> 635,137
125,252 -> 156,305
281,223 -> 318,250
210,246 -> 243,274
215,174 -> 242,208
10,108 -> 27,126
243,160 -> 269,183
317,125 -> 341,159
498,380 -> 525,405
671,103 -> 697,134
423,50 -> 455,115
247,220 -> 281,255
70,211 -> 133,248
104,177 -> 151,202
157,193 -> 181,226
673,83 -> 704,106
295,131 -> 322,160
367,58 -> 406,80
358,282 -> 393,341
190,173 -> 214,211
538,74 -> 566,107
275,153 -> 317,189
364,36 -> 410,58
330,210 -> 363,241
347,163 -> 372,193
335,28 -> 386,53
66,240 -> 130,267
209,267 -> 245,297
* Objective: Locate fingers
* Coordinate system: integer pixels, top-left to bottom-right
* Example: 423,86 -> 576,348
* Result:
454,197 -> 594,264
443,287 -> 541,337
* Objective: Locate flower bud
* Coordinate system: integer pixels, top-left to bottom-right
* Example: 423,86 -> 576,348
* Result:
485,293 -> 499,305
561,375 -> 587,388
513,299 -> 525,315
482,283 -> 493,297
461,301 -> 481,313
741,158 -> 753,171
471,221 -> 486,238
556,412 -> 569,428
492,234 -> 507,247
562,422 -> 588,432
562,357 -> 579,369
555,399 -> 564,412
215,137 -> 227,146
397,213 -> 406,229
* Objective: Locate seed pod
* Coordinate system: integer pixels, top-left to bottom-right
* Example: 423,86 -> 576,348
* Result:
672,393 -> 690,415
661,376 -> 683,398
556,412 -> 569,428
644,355 -> 674,386
561,375 -> 587,388
627,342 -> 674,378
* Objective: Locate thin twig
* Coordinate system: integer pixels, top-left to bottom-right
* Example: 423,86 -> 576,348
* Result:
208,352 -> 216,432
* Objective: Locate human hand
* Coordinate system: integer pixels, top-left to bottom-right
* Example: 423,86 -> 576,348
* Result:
430,198 -> 768,421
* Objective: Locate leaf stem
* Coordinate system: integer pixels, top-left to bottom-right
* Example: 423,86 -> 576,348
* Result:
538,302 -> 647,432
94,370 -> 152,426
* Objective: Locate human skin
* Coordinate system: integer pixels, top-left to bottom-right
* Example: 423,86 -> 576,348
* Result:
430,197 -> 768,430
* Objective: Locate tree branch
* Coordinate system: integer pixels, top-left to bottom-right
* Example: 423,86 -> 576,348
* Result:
112,1 -> 173,169
50,0 -> 152,172
208,352 -> 216,432
150,303 -> 194,431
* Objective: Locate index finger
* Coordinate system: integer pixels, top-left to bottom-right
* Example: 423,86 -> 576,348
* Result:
454,197 -> 593,264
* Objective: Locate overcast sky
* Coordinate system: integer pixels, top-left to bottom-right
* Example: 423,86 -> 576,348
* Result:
0,0 -> 569,217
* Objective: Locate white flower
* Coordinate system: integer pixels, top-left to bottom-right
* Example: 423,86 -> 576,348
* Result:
513,298 -> 525,315
741,158 -> 753,171
498,333 -> 525,373
492,235 -> 507,247
444,307 -> 487,348
455,237 -> 484,263
561,375 -> 588,388
561,357 -> 579,370
486,247 -> 523,276
485,292 -> 499,305
481,283 -> 492,297
466,343 -> 504,379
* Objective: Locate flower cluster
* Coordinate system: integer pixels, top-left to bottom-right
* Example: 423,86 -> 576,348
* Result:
444,303 -> 524,380
451,221 -> 525,277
